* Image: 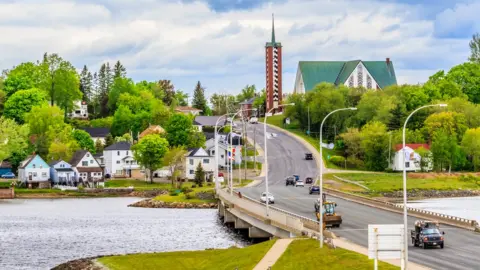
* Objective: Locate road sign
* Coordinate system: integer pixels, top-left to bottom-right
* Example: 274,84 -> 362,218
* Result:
368,224 -> 404,270
285,118 -> 290,124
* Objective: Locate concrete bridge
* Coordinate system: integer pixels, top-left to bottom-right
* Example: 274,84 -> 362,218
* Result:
217,189 -> 323,239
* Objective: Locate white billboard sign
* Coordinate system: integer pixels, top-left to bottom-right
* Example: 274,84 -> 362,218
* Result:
368,224 -> 404,260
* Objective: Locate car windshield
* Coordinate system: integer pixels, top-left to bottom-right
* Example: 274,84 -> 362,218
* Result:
261,192 -> 272,196
423,229 -> 440,235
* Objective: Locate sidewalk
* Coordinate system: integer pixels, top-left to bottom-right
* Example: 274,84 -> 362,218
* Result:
253,239 -> 294,270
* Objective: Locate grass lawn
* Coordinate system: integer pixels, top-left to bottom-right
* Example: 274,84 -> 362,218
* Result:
104,180 -> 171,190
98,239 -> 275,270
233,161 -> 262,170
325,173 -> 480,194
262,115 -> 345,170
272,239 -> 398,270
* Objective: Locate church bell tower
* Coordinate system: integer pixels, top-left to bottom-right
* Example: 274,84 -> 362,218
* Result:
265,14 -> 282,113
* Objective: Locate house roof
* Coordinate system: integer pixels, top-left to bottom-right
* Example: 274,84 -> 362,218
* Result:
18,155 -> 35,169
0,161 -> 12,168
81,127 -> 110,138
48,160 -> 61,166
193,116 -> 226,127
395,144 -> 430,152
139,125 -> 165,138
187,148 -> 211,157
239,97 -> 255,105
104,141 -> 131,151
299,60 -> 397,91
69,150 -> 88,167
175,106 -> 202,112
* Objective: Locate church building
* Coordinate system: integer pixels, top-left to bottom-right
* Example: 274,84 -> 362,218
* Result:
293,59 -> 397,94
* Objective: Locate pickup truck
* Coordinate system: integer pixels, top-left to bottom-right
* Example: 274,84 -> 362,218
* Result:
285,177 -> 295,186
411,220 -> 445,249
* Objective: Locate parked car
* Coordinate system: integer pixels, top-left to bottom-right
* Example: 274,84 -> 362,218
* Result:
295,179 -> 305,187
260,192 -> 274,204
309,185 -> 320,194
1,172 -> 15,179
285,176 -> 295,186
305,153 -> 313,160
249,117 -> 258,124
305,177 -> 313,184
411,220 -> 445,249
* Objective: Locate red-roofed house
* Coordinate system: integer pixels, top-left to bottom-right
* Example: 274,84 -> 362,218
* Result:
391,144 -> 432,172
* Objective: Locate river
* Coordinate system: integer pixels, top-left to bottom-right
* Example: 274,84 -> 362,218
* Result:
0,198 -> 248,270
408,196 -> 480,221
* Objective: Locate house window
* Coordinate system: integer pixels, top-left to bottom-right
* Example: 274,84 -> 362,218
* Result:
82,161 -> 88,166
357,65 -> 363,87
87,153 -> 90,157
33,172 -> 37,177
117,151 -> 120,156
189,170 -> 194,174
32,164 -> 36,169
90,160 -> 93,164
405,162 -> 410,168
190,159 -> 194,165
221,155 -> 224,158
367,75 -> 372,89
348,76 -> 354,88
42,172 -> 47,177
116,161 -> 120,164
212,150 -> 215,155
126,161 -> 129,164
203,159 -> 210,164
126,151 -> 129,155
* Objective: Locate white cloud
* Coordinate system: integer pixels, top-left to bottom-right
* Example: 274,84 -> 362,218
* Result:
0,0 -> 475,97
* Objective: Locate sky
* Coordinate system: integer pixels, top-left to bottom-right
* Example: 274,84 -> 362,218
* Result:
0,0 -> 479,100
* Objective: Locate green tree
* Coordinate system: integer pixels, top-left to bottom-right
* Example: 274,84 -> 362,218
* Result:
73,129 -> 95,154
105,133 -> 114,147
47,125 -> 80,162
0,89 -> 6,114
192,81 -> 207,114
165,113 -> 195,147
90,117 -> 113,128
253,89 -> 266,116
360,121 -> 389,171
387,104 -> 405,131
447,97 -> 480,128
423,71 -> 465,100
0,117 -> 29,163
108,77 -> 137,112
339,128 -> 362,159
79,65 -> 93,102
424,111 -> 467,142
3,88 -> 48,123
113,60 -> 127,79
237,84 -> 256,102
26,105 -> 66,158
111,105 -> 134,137
461,127 -> 480,171
187,131 -> 206,148
2,62 -> 42,97
431,130 -> 460,172
445,62 -> 480,103
469,33 -> 480,63
194,162 -> 205,187
175,90 -> 189,106
162,146 -> 187,187
416,147 -> 432,172
97,63 -> 113,117
132,134 -> 169,183
356,91 -> 396,125
95,139 -> 104,154
158,80 -> 175,105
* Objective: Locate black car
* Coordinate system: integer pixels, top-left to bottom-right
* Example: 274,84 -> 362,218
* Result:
305,177 -> 313,184
305,153 -> 313,160
309,185 -> 320,194
285,177 -> 295,186
411,220 -> 445,249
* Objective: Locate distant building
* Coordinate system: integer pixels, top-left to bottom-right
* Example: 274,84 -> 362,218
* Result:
0,161 -> 12,176
193,116 -> 227,132
18,154 -> 51,188
175,106 -> 202,116
265,14 -> 283,113
69,100 -> 89,119
293,59 -> 397,94
103,142 -> 142,178
139,125 -> 165,140
81,127 -> 110,145
185,148 -> 214,180
49,160 -> 75,186
391,144 -> 432,172
69,150 -> 103,184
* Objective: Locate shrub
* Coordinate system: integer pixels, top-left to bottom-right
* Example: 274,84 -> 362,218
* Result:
169,189 -> 179,196
181,186 -> 193,193
330,155 -> 346,167
191,184 -> 197,188
77,184 -> 84,191
185,192 -> 194,200
346,157 -> 365,169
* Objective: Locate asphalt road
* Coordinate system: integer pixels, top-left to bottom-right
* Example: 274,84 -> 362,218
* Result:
239,123 -> 480,270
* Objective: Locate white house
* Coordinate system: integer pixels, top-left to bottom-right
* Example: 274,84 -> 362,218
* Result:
391,144 -> 432,172
185,148 -> 215,180
69,100 -> 89,119
81,127 -> 110,145
69,150 -> 103,183
18,154 -> 51,188
104,141 -> 142,178
205,135 -> 242,166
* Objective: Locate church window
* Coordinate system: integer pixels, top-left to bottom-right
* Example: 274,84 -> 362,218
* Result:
357,65 -> 363,87
348,76 -> 354,88
367,75 -> 372,89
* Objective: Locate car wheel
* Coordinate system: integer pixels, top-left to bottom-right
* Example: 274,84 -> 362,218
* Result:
440,243 -> 444,249
423,244 -> 427,249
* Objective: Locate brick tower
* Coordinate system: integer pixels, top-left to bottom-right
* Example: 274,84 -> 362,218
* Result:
265,14 -> 282,113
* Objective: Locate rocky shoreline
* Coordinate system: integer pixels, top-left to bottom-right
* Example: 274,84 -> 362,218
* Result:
371,189 -> 480,199
14,189 -> 169,199
128,198 -> 218,209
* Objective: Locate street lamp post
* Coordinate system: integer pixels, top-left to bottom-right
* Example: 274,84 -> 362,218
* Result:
264,103 -> 295,216
214,114 -> 230,193
401,103 -> 447,270
319,107 -> 357,248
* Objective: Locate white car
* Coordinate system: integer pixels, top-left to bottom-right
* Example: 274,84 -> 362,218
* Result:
249,117 -> 258,124
295,180 -> 304,187
260,192 -> 274,204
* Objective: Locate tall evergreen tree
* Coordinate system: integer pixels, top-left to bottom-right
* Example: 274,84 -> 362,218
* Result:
113,60 -> 127,79
387,104 -> 404,131
98,63 -> 113,117
79,65 -> 93,102
158,80 -> 175,105
469,33 -> 480,63
192,81 -> 207,114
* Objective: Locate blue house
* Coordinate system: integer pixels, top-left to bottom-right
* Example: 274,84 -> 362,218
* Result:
49,160 -> 76,186
18,155 -> 51,188
0,161 -> 13,176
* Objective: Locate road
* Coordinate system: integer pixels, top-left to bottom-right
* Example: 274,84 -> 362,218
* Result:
239,123 -> 480,270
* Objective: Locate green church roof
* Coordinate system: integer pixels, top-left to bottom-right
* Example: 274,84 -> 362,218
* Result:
299,60 -> 397,91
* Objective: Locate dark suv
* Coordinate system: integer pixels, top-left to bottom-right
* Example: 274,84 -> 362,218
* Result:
285,177 -> 295,186
309,185 -> 320,194
305,153 -> 313,160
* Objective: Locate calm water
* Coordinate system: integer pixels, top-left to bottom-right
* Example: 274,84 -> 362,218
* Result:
0,198 -> 247,270
408,196 -> 480,221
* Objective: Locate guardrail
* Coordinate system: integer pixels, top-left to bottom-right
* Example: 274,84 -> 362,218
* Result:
325,187 -> 479,230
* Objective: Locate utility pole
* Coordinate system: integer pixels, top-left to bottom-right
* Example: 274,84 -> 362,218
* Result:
308,106 -> 310,135
388,132 -> 392,169
253,126 -> 257,174
244,121 -> 247,183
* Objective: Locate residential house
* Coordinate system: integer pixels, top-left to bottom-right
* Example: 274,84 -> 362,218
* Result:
0,161 -> 12,176
69,100 -> 89,119
193,116 -> 227,132
94,153 -> 105,168
175,106 -> 202,116
391,144 -> 432,172
204,133 -> 242,167
81,127 -> 110,145
104,141 -> 142,178
18,154 -> 51,188
69,150 -> 103,185
139,125 -> 165,140
49,160 -> 75,186
293,59 -> 397,94
185,148 -> 215,180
